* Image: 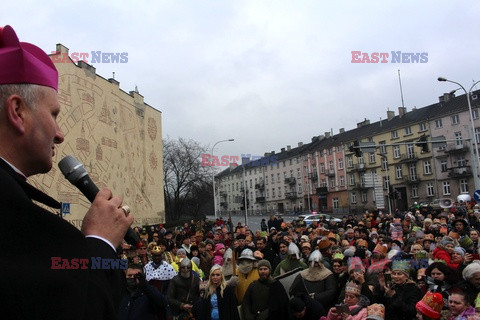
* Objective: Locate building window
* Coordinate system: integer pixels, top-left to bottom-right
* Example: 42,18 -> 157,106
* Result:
347,155 -> 353,168
460,179 -> 468,193
440,159 -> 448,172
277,173 -> 280,183
330,179 -> 335,188
384,176 -> 390,189
473,109 -> 479,120
320,163 -> 325,173
380,141 -> 387,154
451,114 -> 460,125
409,163 -> 417,181
407,143 -> 414,158
361,192 -> 367,203
391,130 -> 398,139
409,185 -> 417,198
424,160 -> 432,174
455,132 -> 463,146
271,174 -> 274,184
442,181 -> 451,195
395,165 -> 403,179
333,198 -> 339,209
369,153 -> 376,164
382,157 -> 388,170
419,123 -> 427,132
278,187 -> 282,197
297,168 -> 301,177
322,179 -> 327,187
351,193 -> 357,204
426,183 -> 434,197
338,158 -> 344,169
349,174 -> 355,185
393,145 -> 400,159
476,128 -> 480,144
329,161 -> 334,171
435,119 -> 443,128
340,175 -> 345,187
405,126 -> 412,135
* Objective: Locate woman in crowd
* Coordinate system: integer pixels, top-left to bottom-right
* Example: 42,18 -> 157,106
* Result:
193,265 -> 239,320
377,259 -> 422,320
425,261 -> 457,306
447,288 -> 476,320
457,262 -> 480,306
321,281 -> 369,320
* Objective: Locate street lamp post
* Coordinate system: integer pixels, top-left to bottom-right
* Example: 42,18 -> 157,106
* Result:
438,77 -> 480,190
212,139 -> 235,219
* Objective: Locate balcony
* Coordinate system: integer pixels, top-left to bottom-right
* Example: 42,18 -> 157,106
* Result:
406,175 -> 421,185
399,153 -> 418,163
354,183 -> 369,190
353,163 -> 367,172
448,166 -> 473,178
219,191 -> 227,197
285,177 -> 296,185
256,196 -> 266,203
444,142 -> 469,154
316,187 -> 329,195
326,169 -> 336,176
255,182 -> 265,190
286,192 -> 297,200
308,172 -> 318,180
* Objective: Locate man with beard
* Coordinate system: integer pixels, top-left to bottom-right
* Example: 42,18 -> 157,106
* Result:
242,259 -> 289,320
167,258 -> 201,318
144,246 -> 177,296
232,248 -> 259,305
273,242 -> 307,277
289,250 -> 336,311
118,264 -> 167,320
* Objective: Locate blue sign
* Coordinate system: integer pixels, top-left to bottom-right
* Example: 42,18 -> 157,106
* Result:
474,190 -> 480,202
61,202 -> 71,215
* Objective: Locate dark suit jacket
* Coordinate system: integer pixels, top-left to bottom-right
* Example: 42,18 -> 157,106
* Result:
0,159 -> 123,319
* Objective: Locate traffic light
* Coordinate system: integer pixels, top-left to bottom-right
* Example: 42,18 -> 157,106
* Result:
416,135 -> 429,153
349,140 -> 362,157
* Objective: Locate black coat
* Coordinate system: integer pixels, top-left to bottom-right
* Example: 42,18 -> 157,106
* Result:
0,159 -> 124,319
378,281 -> 422,320
118,284 -> 167,320
193,285 -> 240,320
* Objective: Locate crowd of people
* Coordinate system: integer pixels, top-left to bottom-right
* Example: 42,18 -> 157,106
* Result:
119,201 -> 480,320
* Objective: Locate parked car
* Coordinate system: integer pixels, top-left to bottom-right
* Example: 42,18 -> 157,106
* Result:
299,213 -> 342,226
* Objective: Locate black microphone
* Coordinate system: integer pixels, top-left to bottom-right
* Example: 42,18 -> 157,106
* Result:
58,155 -> 142,248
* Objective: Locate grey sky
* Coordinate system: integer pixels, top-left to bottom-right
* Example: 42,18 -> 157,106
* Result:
2,0 -> 479,167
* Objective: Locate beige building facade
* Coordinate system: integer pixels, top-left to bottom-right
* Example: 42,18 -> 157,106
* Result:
29,44 -> 164,228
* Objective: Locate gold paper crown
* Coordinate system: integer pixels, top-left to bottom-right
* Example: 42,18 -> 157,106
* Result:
345,281 -> 361,295
151,245 -> 163,255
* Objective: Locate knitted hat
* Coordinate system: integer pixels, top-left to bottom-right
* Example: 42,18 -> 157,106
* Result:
357,239 -> 368,248
392,260 -> 411,276
373,244 -> 387,255
257,259 -> 271,270
345,281 -> 361,295
454,247 -> 466,257
367,304 -> 385,320
440,236 -> 455,248
415,292 -> 444,319
424,218 -> 433,225
317,237 -> 331,250
459,236 -> 474,249
344,248 -> 355,258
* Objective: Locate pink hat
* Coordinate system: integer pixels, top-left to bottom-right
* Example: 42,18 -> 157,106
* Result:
0,25 -> 58,90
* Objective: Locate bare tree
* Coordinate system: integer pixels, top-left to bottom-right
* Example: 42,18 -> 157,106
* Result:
163,137 -> 213,220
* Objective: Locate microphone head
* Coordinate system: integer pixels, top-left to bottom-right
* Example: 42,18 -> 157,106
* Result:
58,155 -> 88,184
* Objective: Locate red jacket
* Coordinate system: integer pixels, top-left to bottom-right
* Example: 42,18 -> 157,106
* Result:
432,247 -> 459,269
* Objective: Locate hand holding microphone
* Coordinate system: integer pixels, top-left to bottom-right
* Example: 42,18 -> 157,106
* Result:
58,155 -> 141,249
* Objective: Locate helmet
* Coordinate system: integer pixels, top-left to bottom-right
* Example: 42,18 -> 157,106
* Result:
288,242 -> 300,259
308,250 -> 323,267
238,248 -> 256,261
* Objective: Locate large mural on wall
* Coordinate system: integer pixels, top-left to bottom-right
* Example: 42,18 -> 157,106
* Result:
29,49 -> 164,228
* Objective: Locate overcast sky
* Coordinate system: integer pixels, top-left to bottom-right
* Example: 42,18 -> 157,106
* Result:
2,0 -> 479,167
